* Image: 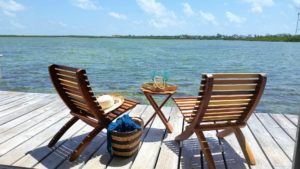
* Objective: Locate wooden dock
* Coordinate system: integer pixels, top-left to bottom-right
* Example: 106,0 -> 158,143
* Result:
0,91 -> 298,169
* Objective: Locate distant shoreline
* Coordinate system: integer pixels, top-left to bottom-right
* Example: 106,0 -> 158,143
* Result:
1,34 -> 300,42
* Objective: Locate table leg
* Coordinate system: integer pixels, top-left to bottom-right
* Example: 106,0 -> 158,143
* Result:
144,93 -> 174,133
144,94 -> 172,127
144,111 -> 156,128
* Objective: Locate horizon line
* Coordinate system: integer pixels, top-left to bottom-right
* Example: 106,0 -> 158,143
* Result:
0,33 -> 298,37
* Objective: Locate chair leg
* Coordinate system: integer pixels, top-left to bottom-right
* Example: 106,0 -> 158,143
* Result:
195,130 -> 216,169
216,128 -> 234,138
69,126 -> 104,161
48,116 -> 79,148
234,128 -> 256,165
175,126 -> 194,141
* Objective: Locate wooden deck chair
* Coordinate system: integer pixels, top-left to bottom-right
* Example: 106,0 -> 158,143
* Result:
173,73 -> 266,169
47,64 -> 139,161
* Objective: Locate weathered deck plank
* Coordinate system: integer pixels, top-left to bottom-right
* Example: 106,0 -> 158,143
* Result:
179,123 -> 201,169
0,108 -> 69,156
82,105 -> 148,169
284,114 -> 298,126
220,130 -> 250,169
0,93 -> 38,113
0,93 -> 27,106
0,91 -> 25,98
247,114 -> 292,169
34,124 -> 95,169
241,126 -> 273,169
130,107 -> 172,169
0,99 -> 61,134
206,130 -> 227,169
0,101 -> 65,144
104,105 -> 154,169
0,94 -> 55,126
256,113 -> 295,160
57,109 -> 136,169
270,113 -> 297,140
0,110 -> 69,164
155,107 -> 183,169
0,91 -> 298,169
13,122 -> 86,168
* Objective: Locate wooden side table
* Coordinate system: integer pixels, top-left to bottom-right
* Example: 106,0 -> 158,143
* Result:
141,87 -> 176,133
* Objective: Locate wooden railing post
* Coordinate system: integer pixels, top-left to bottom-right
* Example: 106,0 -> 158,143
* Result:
293,114 -> 300,169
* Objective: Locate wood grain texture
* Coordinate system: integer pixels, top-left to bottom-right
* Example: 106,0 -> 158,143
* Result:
155,107 -> 183,169
173,73 -> 267,168
130,107 -> 172,169
13,122 -> 86,168
256,113 -> 295,160
270,113 -> 297,140
103,106 -> 154,169
0,91 -> 298,169
247,114 -> 292,168
284,114 -> 298,126
47,64 -> 138,161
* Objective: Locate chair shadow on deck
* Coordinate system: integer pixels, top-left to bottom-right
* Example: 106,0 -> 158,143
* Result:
27,127 -> 166,168
0,165 -> 32,169
99,127 -> 168,167
27,126 -> 248,168
27,130 -> 108,168
163,135 -> 249,169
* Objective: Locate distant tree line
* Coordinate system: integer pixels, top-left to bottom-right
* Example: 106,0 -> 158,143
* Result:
112,34 -> 300,42
1,34 -> 300,42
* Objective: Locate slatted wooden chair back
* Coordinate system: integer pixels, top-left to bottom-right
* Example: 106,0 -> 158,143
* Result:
48,64 -> 139,162
173,73 -> 266,169
192,73 -> 266,129
49,64 -> 104,122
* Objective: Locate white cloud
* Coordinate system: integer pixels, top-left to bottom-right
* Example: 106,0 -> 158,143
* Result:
58,22 -> 67,28
137,0 -> 166,17
182,3 -> 194,17
71,0 -> 100,10
136,0 -> 183,28
3,10 -> 15,17
225,11 -> 246,24
181,4 -> 218,26
0,1 -> 25,30
251,4 -> 263,13
48,21 -> 68,29
0,0 -> 24,17
0,0 -> 24,11
241,0 -> 274,13
199,11 -> 218,25
148,17 -> 179,28
293,0 -> 300,9
109,12 -> 127,20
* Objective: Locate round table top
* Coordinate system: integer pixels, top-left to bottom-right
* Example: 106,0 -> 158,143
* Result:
140,83 -> 177,95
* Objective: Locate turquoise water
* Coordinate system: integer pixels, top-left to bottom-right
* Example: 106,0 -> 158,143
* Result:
0,37 -> 300,114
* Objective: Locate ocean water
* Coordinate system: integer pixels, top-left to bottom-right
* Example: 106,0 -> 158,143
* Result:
0,37 -> 299,114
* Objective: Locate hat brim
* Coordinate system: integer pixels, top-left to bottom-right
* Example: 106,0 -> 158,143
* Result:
96,93 -> 124,113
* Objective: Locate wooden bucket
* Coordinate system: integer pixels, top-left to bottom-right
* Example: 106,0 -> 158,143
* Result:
111,117 -> 144,157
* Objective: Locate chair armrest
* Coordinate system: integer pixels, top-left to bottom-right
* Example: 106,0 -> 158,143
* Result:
114,98 -> 139,114
105,98 -> 140,120
124,98 -> 140,105
172,96 -> 200,100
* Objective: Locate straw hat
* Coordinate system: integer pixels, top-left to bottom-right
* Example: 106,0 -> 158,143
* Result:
97,94 -> 124,113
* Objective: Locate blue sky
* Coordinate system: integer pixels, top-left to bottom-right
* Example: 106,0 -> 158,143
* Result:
0,0 -> 300,35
